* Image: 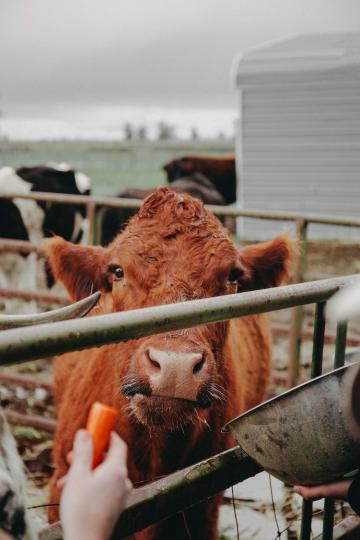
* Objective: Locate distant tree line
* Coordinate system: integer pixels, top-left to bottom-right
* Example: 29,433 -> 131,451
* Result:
122,121 -> 233,142
123,121 -> 178,141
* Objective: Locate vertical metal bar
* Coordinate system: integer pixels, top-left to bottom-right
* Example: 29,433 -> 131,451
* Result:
300,501 -> 314,540
333,321 -> 348,369
322,498 -> 335,540
288,219 -> 308,387
310,301 -> 326,378
300,301 -> 326,540
92,205 -> 101,246
322,321 -> 348,540
86,201 -> 96,245
96,206 -> 104,246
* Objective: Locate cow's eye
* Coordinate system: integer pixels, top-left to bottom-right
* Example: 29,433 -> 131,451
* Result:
228,268 -> 243,284
113,267 -> 124,280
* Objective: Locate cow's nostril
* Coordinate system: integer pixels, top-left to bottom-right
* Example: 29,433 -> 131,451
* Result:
146,350 -> 162,370
150,358 -> 161,370
193,357 -> 205,374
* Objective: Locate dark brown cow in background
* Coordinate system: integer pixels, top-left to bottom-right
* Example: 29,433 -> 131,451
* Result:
163,155 -> 236,205
45,188 -> 294,539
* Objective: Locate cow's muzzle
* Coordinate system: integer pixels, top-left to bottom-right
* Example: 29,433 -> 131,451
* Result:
121,345 -> 222,410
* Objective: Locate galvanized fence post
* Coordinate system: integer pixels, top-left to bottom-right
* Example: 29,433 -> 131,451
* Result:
85,201 -> 97,245
322,321 -> 348,540
93,205 -> 103,246
333,322 -> 348,370
288,218 -> 308,387
300,301 -> 326,540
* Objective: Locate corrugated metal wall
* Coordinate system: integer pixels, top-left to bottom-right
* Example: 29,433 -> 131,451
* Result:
237,65 -> 360,239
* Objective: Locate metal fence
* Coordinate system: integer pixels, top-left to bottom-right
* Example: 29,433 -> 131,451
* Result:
3,190 -> 360,387
1,275 -> 360,539
2,191 -> 360,537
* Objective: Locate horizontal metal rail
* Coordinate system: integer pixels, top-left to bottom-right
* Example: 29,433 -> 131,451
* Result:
2,191 -> 359,393
0,275 -> 357,364
0,191 -> 142,209
273,322 -> 360,347
0,373 -> 53,392
4,410 -> 56,432
0,288 -> 68,306
0,238 -> 41,254
2,190 -> 360,225
39,447 -> 262,540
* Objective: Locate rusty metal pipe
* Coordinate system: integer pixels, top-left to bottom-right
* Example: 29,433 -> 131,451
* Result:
0,239 -> 41,254
272,322 -> 360,347
0,288 -> 68,306
0,373 -> 53,392
4,410 -> 56,432
0,275 -> 357,365
2,191 -> 360,225
39,447 -> 262,540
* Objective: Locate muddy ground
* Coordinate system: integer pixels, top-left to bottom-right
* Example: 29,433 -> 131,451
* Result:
1,239 -> 360,538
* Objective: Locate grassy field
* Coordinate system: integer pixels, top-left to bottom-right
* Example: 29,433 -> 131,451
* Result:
0,139 -> 234,196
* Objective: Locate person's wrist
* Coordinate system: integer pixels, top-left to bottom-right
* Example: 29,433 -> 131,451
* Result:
63,520 -> 108,540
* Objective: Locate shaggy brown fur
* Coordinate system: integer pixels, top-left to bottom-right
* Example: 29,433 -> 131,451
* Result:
100,173 -> 225,246
44,188 -> 294,539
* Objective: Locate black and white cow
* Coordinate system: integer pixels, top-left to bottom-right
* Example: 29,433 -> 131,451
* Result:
0,164 -> 91,312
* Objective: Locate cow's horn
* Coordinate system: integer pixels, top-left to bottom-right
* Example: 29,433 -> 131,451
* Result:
0,292 -> 100,331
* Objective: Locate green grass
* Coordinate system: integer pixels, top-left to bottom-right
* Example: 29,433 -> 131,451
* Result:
0,139 -> 234,196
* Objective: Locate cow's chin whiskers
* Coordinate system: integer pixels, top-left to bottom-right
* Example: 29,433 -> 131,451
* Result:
207,381 -> 227,403
194,408 -> 210,430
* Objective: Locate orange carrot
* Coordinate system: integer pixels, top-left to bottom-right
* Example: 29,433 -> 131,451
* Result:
86,402 -> 118,468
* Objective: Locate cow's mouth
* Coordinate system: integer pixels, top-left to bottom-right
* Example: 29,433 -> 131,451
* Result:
121,377 -> 224,429
121,379 -> 217,409
128,395 -> 198,429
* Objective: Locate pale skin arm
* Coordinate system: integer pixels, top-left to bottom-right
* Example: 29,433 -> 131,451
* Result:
60,429 -> 132,540
293,480 -> 352,501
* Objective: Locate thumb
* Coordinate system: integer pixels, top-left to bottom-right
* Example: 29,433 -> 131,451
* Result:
68,430 -> 93,476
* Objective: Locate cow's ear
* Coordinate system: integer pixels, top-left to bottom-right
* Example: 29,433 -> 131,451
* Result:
237,235 -> 297,291
43,237 -> 108,301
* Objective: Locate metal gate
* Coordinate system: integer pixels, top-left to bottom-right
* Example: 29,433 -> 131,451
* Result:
1,275 -> 360,539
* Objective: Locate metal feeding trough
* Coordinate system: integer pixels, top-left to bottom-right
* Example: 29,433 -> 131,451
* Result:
223,361 -> 360,485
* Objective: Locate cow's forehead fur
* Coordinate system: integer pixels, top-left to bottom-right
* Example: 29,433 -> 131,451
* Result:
133,187 -> 224,234
109,189 -> 237,272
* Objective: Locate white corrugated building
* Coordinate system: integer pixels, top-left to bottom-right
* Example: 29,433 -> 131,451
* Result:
234,32 -> 360,239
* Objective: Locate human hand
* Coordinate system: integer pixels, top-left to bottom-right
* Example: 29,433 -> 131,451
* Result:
293,479 -> 352,501
60,429 -> 132,540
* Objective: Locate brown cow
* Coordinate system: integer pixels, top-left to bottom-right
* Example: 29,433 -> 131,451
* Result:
45,188 -> 294,539
163,156 -> 236,204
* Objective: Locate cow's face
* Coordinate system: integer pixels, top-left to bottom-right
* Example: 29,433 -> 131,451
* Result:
45,188 -> 294,429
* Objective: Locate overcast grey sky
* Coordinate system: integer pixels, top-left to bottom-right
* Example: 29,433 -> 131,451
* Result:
1,0 -> 360,114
